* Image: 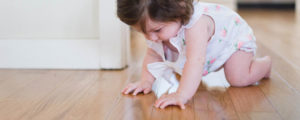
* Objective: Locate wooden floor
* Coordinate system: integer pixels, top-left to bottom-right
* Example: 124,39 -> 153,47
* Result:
1,9 -> 300,120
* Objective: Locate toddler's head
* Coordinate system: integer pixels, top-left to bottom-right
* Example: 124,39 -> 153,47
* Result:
117,0 -> 194,42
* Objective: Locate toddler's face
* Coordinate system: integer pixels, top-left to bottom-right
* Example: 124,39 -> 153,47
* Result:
133,18 -> 181,42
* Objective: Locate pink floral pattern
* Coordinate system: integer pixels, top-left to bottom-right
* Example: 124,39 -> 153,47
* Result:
221,27 -> 227,37
207,58 -> 216,65
234,17 -> 241,26
204,7 -> 209,12
203,70 -> 209,76
216,5 -> 221,11
248,34 -> 254,41
235,41 -> 244,49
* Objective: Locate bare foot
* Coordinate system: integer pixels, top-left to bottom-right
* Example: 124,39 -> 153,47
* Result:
263,56 -> 272,79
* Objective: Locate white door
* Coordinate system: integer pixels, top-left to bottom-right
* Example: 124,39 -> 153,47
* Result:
0,0 -> 129,69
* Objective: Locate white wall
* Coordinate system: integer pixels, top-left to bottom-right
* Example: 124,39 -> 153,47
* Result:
0,0 -> 129,69
0,0 -> 99,39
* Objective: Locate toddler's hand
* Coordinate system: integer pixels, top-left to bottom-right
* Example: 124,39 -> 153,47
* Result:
154,92 -> 188,109
122,80 -> 153,95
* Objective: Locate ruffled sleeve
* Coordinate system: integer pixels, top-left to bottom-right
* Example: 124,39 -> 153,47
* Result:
183,2 -> 203,29
146,40 -> 165,60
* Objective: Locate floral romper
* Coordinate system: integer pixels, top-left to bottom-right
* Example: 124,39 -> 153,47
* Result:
146,2 -> 257,77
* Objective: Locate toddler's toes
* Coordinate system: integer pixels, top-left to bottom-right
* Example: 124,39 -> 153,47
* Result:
263,56 -> 272,79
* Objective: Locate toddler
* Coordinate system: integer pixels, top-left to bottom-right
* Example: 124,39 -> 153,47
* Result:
117,0 -> 272,109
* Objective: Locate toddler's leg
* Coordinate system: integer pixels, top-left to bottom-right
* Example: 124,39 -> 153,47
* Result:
224,51 -> 272,87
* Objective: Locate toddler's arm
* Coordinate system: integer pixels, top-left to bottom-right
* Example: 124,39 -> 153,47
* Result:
178,15 -> 214,100
155,15 -> 215,109
122,48 -> 163,95
141,48 -> 163,83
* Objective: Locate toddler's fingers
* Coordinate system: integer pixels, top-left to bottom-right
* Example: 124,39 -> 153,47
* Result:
122,84 -> 134,93
124,86 -> 137,94
143,88 -> 151,94
160,100 -> 176,109
133,87 -> 143,96
155,98 -> 167,108
121,86 -> 129,93
178,102 -> 186,109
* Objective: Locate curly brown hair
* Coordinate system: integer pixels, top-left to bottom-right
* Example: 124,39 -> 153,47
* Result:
117,0 -> 194,33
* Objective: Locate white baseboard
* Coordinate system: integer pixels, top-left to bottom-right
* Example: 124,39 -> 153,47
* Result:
0,39 -> 103,69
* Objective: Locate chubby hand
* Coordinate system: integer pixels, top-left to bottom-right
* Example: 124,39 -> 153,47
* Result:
154,92 -> 188,109
122,80 -> 153,95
